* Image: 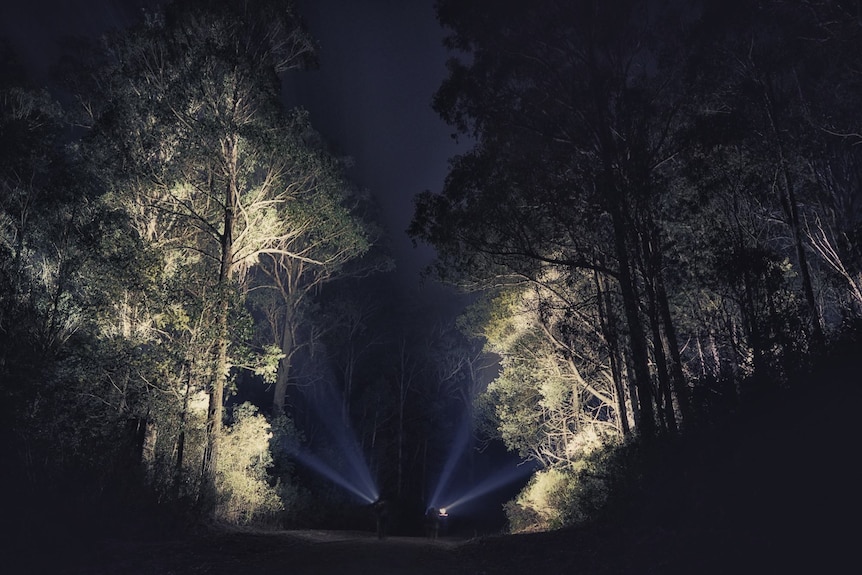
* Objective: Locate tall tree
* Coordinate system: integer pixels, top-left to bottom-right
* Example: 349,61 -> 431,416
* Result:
413,0 -> 703,437
71,0 -> 363,507
251,161 -> 381,416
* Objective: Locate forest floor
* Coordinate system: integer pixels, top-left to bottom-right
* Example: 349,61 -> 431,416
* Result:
9,365 -> 857,575
13,491 -> 850,575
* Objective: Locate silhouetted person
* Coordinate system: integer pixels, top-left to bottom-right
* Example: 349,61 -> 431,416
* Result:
438,507 -> 449,537
373,498 -> 389,539
424,506 -> 440,539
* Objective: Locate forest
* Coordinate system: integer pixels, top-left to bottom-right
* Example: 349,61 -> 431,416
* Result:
1,0 -> 860,568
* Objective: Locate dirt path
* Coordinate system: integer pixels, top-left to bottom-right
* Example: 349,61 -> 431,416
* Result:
14,508 -> 843,575
26,529 -> 477,575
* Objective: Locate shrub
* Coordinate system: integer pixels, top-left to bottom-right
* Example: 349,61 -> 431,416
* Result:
505,438 -> 642,533
504,468 -> 569,532
214,402 -> 283,525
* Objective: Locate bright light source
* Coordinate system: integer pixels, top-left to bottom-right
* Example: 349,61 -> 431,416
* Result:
438,507 -> 448,517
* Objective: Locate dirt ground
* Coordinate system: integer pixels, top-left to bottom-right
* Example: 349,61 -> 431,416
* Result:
9,508 -> 845,575
0,525 -> 728,575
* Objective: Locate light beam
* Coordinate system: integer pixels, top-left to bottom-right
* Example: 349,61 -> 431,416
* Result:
428,414 -> 472,509
441,462 -> 536,512
288,447 -> 377,504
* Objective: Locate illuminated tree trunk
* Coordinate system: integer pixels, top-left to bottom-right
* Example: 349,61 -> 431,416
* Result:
594,268 -> 630,436
201,137 -> 239,507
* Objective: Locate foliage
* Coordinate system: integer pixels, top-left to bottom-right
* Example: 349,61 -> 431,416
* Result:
420,0 -> 862,535
214,402 -> 283,525
4,0 -> 862,545
475,285 -> 622,467
2,0 -> 386,535
504,468 -> 568,533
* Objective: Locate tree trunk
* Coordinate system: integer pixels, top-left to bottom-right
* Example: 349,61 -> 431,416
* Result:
647,283 -> 676,435
610,201 -> 656,438
779,159 -> 825,355
174,366 -> 192,496
637,224 -> 675,435
273,304 -> 295,415
760,78 -> 825,356
740,259 -> 769,392
200,137 -> 239,509
594,268 -> 630,436
655,268 -> 692,427
644,224 -> 691,429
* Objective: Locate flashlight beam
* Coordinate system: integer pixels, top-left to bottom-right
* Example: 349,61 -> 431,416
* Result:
289,448 -> 377,504
429,414 -> 472,508
309,381 -> 379,501
442,463 -> 535,512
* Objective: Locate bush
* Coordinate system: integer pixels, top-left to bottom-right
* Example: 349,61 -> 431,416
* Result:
504,468 -> 569,532
505,438 -> 643,533
214,402 -> 283,525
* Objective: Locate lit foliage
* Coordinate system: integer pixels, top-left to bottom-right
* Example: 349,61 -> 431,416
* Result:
504,468 -> 567,533
214,402 -> 283,525
476,279 -> 623,468
68,0 -> 374,510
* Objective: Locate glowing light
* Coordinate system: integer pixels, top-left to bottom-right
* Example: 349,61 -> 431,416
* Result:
288,447 -> 377,504
428,415 -> 472,509
441,462 -> 535,512
285,375 -> 379,504
309,382 -> 379,502
438,507 -> 448,517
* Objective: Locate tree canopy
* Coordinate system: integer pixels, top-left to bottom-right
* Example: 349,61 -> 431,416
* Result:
411,0 -> 862,525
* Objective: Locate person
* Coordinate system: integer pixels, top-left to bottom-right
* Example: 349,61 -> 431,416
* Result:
424,506 -> 440,539
373,497 -> 389,539
437,507 -> 449,537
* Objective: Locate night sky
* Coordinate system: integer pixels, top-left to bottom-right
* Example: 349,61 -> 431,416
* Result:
0,0 -> 468,314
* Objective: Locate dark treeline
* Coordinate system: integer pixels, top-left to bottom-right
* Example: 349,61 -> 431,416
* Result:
410,0 -> 862,531
0,0 -> 491,545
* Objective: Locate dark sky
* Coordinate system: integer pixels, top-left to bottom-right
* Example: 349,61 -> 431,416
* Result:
0,0 -> 468,314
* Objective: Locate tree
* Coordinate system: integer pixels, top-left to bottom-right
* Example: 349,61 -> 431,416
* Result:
473,282 -> 624,467
413,0 -> 705,438
215,402 -> 283,525
72,0 -> 372,509
250,153 -> 381,416
1,39 -> 167,529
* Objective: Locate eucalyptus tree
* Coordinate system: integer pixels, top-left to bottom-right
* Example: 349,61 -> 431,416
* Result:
790,1 -> 862,319
675,0 -> 862,386
412,0 -> 704,438
1,40 -> 165,515
470,275 -> 626,468
707,1 -> 827,354
312,284 -> 386,424
0,42 -> 65,348
249,161 -> 381,416
71,0 -> 361,505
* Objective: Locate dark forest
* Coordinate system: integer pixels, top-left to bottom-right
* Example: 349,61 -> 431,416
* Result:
1,0 -> 858,573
